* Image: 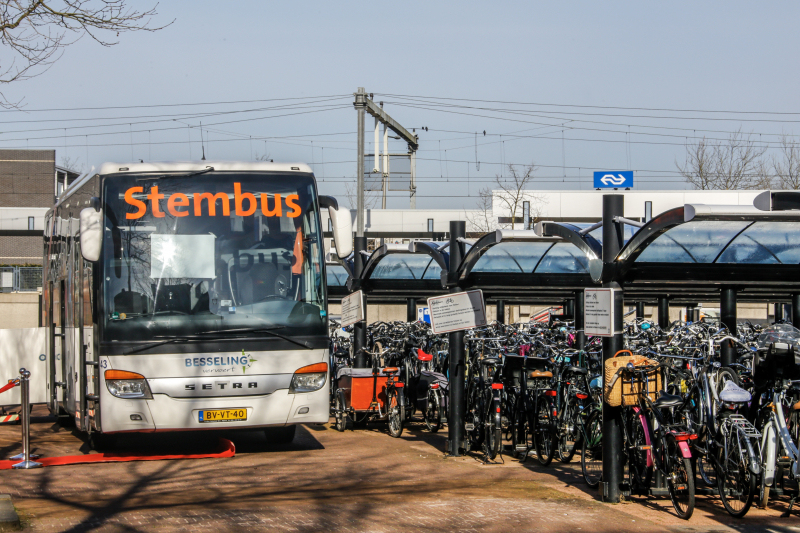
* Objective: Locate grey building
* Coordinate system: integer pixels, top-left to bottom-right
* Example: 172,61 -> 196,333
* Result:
0,149 -> 79,266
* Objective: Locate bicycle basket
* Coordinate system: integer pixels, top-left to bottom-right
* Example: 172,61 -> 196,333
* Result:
603,350 -> 662,407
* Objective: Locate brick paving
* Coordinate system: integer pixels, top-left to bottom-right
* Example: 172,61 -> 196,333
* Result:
0,406 -> 796,532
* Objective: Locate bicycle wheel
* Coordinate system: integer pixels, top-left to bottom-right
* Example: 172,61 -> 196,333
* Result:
665,436 -> 695,520
534,398 -> 556,466
716,438 -> 757,517
628,411 -> 653,489
697,454 -> 717,487
334,390 -> 349,432
483,394 -> 502,460
581,410 -> 603,488
387,389 -> 404,438
512,396 -> 533,459
424,389 -> 442,433
558,397 -> 581,463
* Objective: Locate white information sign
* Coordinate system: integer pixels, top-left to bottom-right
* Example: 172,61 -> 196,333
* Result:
427,290 -> 487,334
340,290 -> 365,327
584,288 -> 615,337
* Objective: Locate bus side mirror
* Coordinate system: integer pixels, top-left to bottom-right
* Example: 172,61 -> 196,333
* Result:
79,207 -> 102,262
319,196 -> 352,259
329,205 -> 353,258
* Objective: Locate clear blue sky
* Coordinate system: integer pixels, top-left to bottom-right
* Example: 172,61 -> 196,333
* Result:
5,1 -> 800,208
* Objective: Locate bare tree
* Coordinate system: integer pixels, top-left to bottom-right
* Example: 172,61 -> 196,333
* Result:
59,155 -> 83,173
676,137 -> 715,190
677,130 -> 768,190
465,186 -> 494,233
343,180 -> 379,210
255,151 -> 273,162
494,163 -> 544,230
0,1 -> 171,107
773,134 -> 800,189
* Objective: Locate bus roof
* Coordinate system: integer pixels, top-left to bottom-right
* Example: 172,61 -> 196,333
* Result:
97,161 -> 313,175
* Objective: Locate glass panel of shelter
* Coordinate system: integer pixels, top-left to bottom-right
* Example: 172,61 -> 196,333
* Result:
635,221 -> 750,263
534,242 -> 590,273
716,221 -> 800,264
471,242 -> 554,273
371,253 -> 432,280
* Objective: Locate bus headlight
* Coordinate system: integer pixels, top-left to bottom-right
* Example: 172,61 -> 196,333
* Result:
289,363 -> 328,393
105,370 -> 153,399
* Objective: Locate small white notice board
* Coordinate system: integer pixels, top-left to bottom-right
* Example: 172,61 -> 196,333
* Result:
341,290 -> 365,327
427,290 -> 487,334
584,288 -> 615,337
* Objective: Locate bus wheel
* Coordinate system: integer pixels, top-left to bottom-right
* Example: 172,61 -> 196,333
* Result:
265,425 -> 296,445
57,414 -> 75,428
89,432 -> 115,451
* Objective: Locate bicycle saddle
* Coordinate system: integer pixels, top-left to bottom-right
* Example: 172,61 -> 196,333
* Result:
417,349 -> 433,362
383,367 -> 399,374
718,380 -> 751,403
481,357 -> 500,366
529,370 -> 553,379
566,366 -> 588,375
654,391 -> 683,408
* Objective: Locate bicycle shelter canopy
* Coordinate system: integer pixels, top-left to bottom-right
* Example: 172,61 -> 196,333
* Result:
329,193 -> 800,308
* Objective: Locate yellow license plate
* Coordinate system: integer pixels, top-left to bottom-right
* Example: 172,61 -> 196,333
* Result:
198,409 -> 247,423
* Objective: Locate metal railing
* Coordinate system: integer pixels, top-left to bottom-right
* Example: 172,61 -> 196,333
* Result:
0,267 -> 43,292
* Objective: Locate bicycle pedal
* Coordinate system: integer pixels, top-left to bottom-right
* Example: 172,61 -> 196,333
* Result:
515,445 -> 528,452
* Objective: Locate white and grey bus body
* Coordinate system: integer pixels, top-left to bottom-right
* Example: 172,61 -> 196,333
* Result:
42,161 -> 351,436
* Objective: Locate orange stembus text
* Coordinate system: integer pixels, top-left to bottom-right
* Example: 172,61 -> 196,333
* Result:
124,183 -> 301,220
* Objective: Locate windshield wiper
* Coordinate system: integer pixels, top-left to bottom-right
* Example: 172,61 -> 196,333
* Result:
125,335 -> 201,354
126,331 -> 229,354
197,326 -> 315,350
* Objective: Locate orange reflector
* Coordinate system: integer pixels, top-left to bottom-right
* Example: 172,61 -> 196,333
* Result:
104,370 -> 145,380
576,393 -> 588,400
394,382 -> 404,388
674,433 -> 697,442
544,390 -> 557,397
496,407 -> 501,413
295,363 -> 328,374
491,383 -> 504,390
431,383 -> 440,389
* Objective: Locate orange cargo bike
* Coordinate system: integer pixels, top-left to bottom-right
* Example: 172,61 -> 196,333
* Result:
333,357 -> 406,437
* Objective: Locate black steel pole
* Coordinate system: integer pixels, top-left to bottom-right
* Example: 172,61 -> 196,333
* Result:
406,298 -> 417,323
496,300 -> 505,324
353,236 -> 368,368
447,221 -> 467,456
720,288 -> 737,367
657,297 -> 670,329
775,302 -> 784,322
574,291 -> 585,351
602,194 -> 624,504
565,298 -> 575,318
635,302 -> 644,320
793,293 -> 800,329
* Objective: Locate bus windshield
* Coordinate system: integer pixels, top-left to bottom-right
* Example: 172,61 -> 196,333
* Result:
101,171 -> 326,344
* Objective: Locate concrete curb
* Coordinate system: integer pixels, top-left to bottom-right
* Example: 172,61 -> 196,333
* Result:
0,494 -> 19,531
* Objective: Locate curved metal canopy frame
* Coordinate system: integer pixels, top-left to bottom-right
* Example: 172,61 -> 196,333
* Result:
614,206 -> 685,275
538,222 -> 602,259
353,242 -> 450,291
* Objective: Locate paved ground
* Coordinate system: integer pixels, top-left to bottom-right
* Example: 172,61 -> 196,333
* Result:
0,406 -> 799,532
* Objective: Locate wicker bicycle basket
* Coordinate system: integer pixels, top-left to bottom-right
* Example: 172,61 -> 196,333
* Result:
603,350 -> 662,407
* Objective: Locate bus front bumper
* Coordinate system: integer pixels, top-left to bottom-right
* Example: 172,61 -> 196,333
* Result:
99,385 -> 329,433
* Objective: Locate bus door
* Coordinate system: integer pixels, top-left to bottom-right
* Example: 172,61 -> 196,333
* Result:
64,246 -> 78,417
49,280 -> 66,414
58,279 -> 67,412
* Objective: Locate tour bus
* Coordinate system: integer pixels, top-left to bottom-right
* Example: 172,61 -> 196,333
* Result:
42,161 -> 352,447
